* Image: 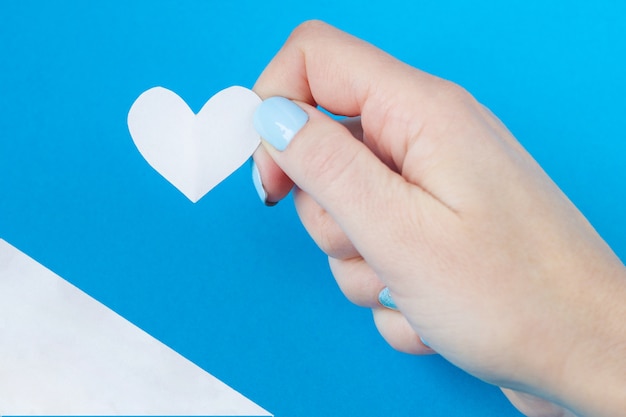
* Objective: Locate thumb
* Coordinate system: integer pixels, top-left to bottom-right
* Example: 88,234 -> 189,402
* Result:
253,96 -> 436,269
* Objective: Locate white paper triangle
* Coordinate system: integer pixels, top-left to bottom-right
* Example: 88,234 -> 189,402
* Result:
0,239 -> 271,416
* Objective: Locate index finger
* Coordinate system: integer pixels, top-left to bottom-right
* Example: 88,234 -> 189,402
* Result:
253,20 -> 443,124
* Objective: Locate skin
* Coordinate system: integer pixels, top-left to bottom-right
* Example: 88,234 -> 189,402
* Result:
252,20 -> 626,417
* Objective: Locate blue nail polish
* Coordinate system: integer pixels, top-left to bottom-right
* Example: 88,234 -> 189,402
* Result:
378,287 -> 398,310
251,160 -> 267,204
253,97 -> 308,151
420,336 -> 430,348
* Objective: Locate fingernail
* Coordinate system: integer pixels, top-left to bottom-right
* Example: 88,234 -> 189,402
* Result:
378,287 -> 398,310
251,159 -> 267,203
251,160 -> 278,207
253,97 -> 308,151
420,336 -> 430,348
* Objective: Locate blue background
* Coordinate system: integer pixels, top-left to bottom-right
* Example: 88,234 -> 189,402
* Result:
1,1 -> 624,416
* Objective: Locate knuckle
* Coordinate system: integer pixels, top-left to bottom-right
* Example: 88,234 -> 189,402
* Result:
289,20 -> 330,42
434,79 -> 477,109
295,189 -> 353,258
330,258 -> 382,308
373,310 -> 427,355
317,216 -> 352,258
309,205 -> 354,258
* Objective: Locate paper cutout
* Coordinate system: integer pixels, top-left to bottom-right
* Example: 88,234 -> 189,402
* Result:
0,239 -> 271,416
128,86 -> 261,202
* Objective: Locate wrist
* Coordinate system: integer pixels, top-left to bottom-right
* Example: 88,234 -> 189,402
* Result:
543,260 -> 626,417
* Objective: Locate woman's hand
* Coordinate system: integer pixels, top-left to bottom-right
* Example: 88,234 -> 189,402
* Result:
251,21 -> 626,417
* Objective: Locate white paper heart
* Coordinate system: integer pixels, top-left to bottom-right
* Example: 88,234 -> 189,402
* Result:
128,86 -> 261,202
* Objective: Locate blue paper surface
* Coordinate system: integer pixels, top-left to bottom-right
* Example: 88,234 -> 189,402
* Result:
1,1 -> 624,416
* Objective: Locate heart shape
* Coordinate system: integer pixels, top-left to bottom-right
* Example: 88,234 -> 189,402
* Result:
128,86 -> 261,202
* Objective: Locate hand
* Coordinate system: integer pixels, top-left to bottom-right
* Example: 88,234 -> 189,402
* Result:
251,21 -> 626,417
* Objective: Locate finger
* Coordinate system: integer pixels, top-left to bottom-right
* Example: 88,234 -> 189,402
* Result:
253,21 -> 460,174
253,20 -> 443,119
251,145 -> 293,205
500,388 -> 577,417
255,99 -> 445,279
252,117 -> 363,206
253,21 -> 454,280
340,115 -> 399,172
340,115 -> 404,173
328,256 -> 385,308
294,188 -> 359,260
372,308 -> 434,355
